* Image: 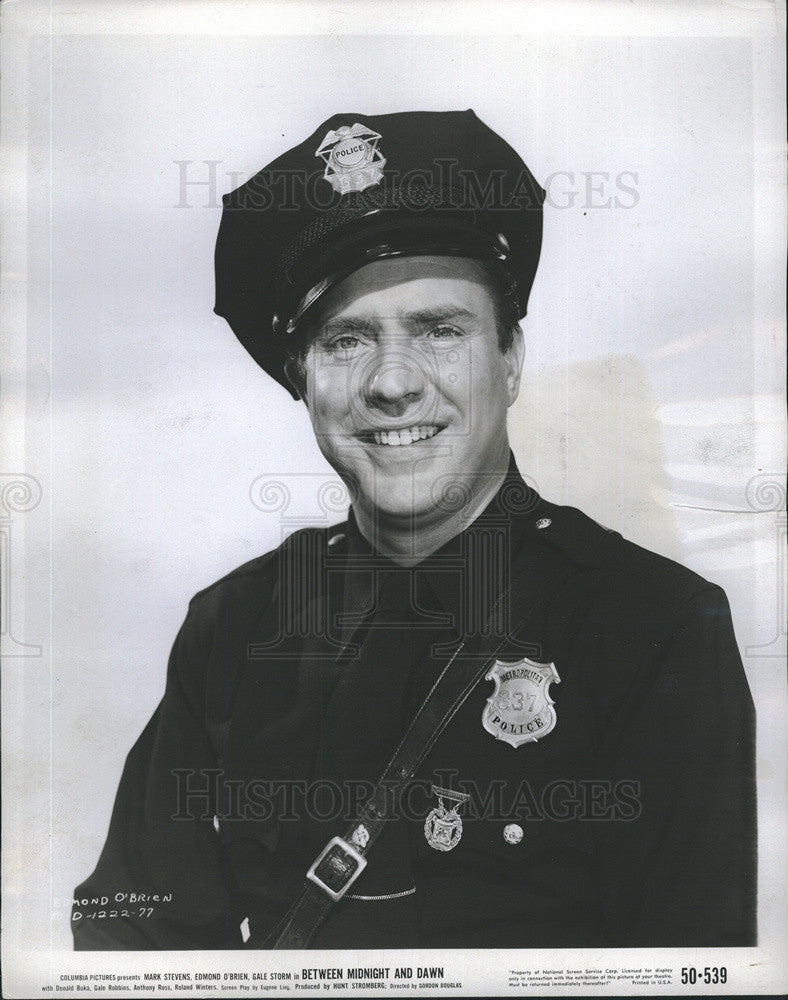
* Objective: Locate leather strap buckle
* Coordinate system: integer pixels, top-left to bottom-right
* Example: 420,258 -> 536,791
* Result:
306,836 -> 368,902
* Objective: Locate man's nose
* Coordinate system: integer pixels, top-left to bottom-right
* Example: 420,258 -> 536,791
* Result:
361,343 -> 428,415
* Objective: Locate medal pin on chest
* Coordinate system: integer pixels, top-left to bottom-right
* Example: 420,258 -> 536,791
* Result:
424,785 -> 470,852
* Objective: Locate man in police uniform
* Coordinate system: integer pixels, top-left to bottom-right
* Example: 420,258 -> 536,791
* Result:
73,110 -> 756,950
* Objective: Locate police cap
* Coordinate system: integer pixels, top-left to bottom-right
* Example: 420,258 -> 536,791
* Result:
214,109 -> 545,398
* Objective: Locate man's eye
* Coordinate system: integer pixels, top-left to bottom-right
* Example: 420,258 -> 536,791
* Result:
427,324 -> 462,340
326,335 -> 361,354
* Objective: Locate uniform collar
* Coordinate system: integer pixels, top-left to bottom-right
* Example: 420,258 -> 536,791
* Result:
335,454 -> 542,654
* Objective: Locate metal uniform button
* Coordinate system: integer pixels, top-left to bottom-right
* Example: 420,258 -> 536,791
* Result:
240,917 -> 251,943
535,518 -> 552,530
328,532 -> 346,547
213,814 -> 220,834
503,823 -> 524,845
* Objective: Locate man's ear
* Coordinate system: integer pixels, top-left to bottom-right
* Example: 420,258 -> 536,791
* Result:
504,324 -> 525,406
284,357 -> 308,403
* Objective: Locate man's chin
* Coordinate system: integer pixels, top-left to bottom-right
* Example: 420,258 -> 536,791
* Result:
355,474 -> 475,525
331,447 -> 494,521
359,488 -> 436,522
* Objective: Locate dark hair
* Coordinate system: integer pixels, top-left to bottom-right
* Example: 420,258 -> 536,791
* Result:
284,259 -> 522,398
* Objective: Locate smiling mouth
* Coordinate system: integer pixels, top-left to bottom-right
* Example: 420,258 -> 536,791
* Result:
358,425 -> 444,447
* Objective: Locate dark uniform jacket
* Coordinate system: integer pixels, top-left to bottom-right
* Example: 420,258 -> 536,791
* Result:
73,462 -> 756,950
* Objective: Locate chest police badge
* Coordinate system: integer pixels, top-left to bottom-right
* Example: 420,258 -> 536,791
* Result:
315,123 -> 386,195
482,658 -> 560,748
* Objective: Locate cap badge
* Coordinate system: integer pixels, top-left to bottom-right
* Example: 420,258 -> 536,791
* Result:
315,123 -> 386,195
482,658 -> 560,749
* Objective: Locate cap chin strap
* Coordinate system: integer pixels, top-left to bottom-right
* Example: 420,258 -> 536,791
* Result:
258,556 -> 576,950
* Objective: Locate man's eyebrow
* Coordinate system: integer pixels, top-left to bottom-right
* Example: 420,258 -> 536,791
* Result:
398,305 -> 478,327
316,316 -> 377,338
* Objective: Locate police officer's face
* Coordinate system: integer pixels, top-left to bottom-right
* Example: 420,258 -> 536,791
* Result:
301,256 -> 524,524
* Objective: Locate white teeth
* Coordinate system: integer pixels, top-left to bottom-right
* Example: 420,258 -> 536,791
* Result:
371,425 -> 440,446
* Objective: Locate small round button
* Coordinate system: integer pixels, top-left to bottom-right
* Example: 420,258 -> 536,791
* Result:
535,518 -> 552,530
503,823 -> 524,845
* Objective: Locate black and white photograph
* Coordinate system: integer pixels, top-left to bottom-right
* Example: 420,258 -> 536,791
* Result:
1,0 -> 785,995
